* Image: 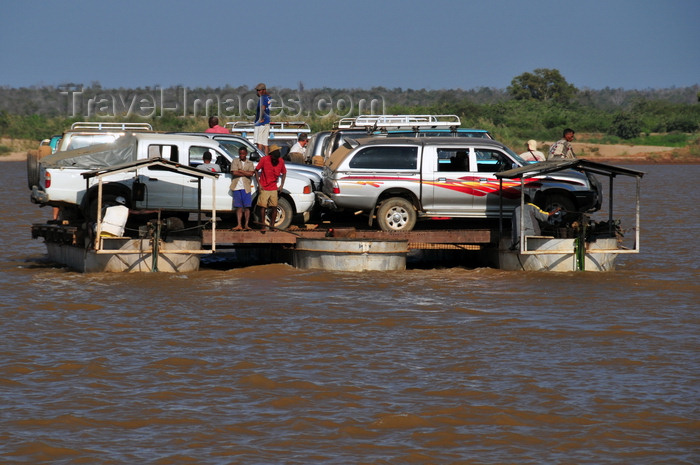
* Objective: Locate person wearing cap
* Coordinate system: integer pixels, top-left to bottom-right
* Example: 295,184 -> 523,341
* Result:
205,116 -> 228,134
254,145 -> 286,229
288,133 -> 309,164
548,128 -> 576,160
254,83 -> 271,156
520,139 -> 546,162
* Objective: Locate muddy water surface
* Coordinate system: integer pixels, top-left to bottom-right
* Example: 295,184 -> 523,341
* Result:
1,161 -> 698,464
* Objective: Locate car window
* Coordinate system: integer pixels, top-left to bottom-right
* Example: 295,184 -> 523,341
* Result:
437,148 -> 470,172
475,149 -> 513,173
147,144 -> 179,162
66,134 -> 119,150
217,140 -> 254,157
349,146 -> 418,170
189,146 -> 217,166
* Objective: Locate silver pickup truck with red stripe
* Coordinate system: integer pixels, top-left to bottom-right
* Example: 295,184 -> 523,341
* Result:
319,137 -> 601,231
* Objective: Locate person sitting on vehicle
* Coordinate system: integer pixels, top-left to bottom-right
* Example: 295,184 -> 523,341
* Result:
288,133 -> 309,164
205,116 -> 228,134
198,151 -> 221,172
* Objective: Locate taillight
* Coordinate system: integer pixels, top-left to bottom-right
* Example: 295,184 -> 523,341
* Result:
45,171 -> 51,188
333,186 -> 340,194
303,185 -> 311,194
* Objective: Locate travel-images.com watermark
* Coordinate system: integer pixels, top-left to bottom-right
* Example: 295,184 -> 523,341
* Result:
59,86 -> 386,119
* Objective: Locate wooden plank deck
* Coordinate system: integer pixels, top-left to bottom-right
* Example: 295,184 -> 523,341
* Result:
203,227 -> 494,249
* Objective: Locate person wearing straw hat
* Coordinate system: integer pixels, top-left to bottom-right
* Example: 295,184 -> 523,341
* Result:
254,145 -> 286,229
519,139 -> 546,162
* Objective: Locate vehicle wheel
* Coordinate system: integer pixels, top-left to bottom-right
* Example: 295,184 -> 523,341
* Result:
542,194 -> 576,214
85,193 -> 128,222
376,197 -> 416,231
255,197 -> 294,230
27,151 -> 39,189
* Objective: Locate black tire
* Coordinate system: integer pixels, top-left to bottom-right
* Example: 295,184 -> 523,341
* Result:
255,196 -> 294,230
542,193 -> 576,214
376,197 -> 417,231
27,151 -> 39,189
85,192 -> 129,222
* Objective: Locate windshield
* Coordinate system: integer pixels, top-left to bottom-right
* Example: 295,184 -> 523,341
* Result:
503,145 -> 528,166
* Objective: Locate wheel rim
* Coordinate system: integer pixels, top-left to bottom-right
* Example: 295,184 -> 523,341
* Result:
274,206 -> 287,227
264,205 -> 287,228
384,206 -> 409,230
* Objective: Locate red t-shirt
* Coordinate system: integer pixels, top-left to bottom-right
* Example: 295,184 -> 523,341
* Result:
205,125 -> 229,134
256,156 -> 286,191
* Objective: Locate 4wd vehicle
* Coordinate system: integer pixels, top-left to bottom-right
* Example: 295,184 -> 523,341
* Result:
27,122 -> 153,191
32,133 -> 315,229
320,137 -> 602,231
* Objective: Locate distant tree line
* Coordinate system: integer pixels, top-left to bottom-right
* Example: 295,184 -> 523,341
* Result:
1,69 -> 698,144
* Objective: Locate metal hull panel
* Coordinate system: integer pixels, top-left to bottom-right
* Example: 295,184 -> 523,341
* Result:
45,238 -> 202,273
496,237 -> 620,272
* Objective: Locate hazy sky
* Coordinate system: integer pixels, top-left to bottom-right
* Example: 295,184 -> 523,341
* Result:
2,0 -> 698,91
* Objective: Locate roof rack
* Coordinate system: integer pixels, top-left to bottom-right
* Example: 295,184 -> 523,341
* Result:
334,114 -> 461,130
69,122 -> 153,131
225,121 -> 310,132
225,121 -> 311,140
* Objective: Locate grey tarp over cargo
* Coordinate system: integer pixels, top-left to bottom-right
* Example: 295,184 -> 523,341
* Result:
41,135 -> 138,169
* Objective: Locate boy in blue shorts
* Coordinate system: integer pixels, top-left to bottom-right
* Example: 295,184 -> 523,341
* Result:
230,147 -> 255,230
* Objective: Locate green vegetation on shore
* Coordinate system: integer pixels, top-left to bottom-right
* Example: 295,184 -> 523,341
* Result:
1,69 -> 698,152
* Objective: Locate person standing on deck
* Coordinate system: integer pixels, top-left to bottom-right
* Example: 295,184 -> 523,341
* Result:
254,145 -> 286,230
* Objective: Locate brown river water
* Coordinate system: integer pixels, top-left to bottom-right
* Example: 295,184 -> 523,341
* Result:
1,161 -> 698,464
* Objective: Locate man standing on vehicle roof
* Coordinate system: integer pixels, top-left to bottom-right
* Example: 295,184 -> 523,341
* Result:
548,128 -> 576,160
205,116 -> 228,134
254,145 -> 286,230
254,83 -> 271,156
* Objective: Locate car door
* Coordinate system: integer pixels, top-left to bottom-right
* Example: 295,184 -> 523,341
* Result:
186,145 -> 234,212
424,146 -> 475,214
134,143 -> 185,209
471,148 -> 520,214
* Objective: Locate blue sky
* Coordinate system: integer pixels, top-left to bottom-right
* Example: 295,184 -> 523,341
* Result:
2,0 -> 698,91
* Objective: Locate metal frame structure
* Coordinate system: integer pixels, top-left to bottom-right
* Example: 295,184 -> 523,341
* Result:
495,159 -> 645,257
69,121 -> 153,131
82,158 -> 220,254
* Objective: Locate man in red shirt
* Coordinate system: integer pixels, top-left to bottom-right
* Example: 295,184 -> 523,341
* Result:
205,116 -> 228,134
254,145 -> 286,229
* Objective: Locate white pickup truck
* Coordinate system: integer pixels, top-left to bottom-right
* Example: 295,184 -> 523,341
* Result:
31,133 -> 315,229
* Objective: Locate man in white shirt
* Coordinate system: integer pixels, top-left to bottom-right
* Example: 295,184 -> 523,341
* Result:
288,133 -> 308,164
